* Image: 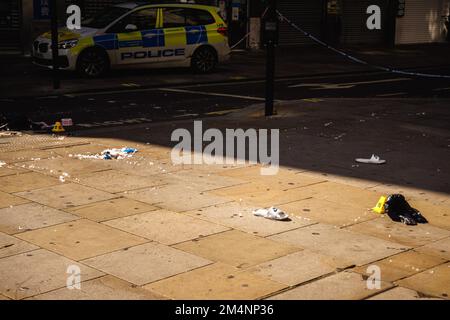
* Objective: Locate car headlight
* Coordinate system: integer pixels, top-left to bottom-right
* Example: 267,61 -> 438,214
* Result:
58,39 -> 78,49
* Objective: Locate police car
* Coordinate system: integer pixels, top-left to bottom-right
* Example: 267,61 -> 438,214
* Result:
32,2 -> 230,77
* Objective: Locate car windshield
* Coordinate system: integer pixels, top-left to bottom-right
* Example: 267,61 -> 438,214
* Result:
83,6 -> 130,29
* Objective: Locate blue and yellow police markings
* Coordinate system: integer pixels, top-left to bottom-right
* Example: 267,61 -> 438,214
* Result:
94,26 -> 209,51
142,29 -> 165,47
185,26 -> 208,45
93,34 -> 118,50
117,31 -> 143,48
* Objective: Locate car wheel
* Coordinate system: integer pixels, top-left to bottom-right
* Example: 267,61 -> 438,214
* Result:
77,48 -> 109,78
191,46 -> 217,73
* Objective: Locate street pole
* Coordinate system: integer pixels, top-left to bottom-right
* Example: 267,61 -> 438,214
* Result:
50,0 -> 60,89
264,0 -> 277,116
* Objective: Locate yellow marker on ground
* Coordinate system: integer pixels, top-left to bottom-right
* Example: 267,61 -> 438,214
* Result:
52,122 -> 65,133
372,196 -> 387,214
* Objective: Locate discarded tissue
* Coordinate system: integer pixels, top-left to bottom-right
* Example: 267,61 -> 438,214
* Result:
71,147 -> 138,160
102,148 -> 137,160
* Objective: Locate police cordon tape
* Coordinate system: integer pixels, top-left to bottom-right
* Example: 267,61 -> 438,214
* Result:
230,32 -> 251,50
276,10 -> 450,79
231,8 -> 272,51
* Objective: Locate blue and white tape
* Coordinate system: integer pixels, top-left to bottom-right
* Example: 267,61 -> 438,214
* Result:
276,10 -> 450,79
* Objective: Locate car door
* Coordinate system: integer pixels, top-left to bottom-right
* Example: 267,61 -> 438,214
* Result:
107,7 -> 161,65
184,8 -> 215,55
160,7 -> 190,62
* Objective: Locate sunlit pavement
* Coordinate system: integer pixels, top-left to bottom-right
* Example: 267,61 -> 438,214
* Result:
0,98 -> 448,300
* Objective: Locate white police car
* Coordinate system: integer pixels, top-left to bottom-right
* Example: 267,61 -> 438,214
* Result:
32,2 -> 230,77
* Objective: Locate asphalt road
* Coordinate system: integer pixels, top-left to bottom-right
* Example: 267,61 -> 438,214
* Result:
2,66 -> 450,130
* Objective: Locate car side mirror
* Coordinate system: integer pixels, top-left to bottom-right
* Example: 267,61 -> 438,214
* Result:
125,24 -> 138,32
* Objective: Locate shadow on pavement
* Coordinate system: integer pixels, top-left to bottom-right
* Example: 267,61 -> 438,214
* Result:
47,97 -> 450,197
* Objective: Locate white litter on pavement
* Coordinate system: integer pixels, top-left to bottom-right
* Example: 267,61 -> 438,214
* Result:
70,147 -> 138,160
253,207 -> 289,221
59,172 -> 70,182
0,131 -> 22,137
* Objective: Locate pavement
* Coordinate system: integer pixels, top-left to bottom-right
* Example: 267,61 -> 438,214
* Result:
0,97 -> 449,300
2,43 -> 450,99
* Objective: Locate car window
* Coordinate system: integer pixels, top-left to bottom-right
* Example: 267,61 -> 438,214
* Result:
185,9 -> 215,26
162,8 -> 215,28
162,8 -> 186,28
107,8 -> 157,33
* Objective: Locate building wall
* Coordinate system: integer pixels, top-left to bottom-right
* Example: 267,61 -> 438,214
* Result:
0,0 -> 22,53
395,0 -> 450,44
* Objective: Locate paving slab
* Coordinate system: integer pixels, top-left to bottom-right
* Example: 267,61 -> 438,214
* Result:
347,216 -> 450,247
67,197 -> 158,222
52,143 -> 111,157
368,286 -> 444,300
414,237 -> 450,260
2,149 -> 57,164
279,198 -> 375,227
145,262 -> 286,300
29,275 -> 166,300
0,166 -> 29,177
162,170 -> 245,192
0,202 -> 79,234
217,165 -> 297,179
0,232 -> 39,259
102,157 -> 183,177
268,223 -> 409,266
184,202 -> 313,237
16,219 -> 148,261
16,183 -> 116,209
296,182 -> 384,209
104,209 -> 229,245
174,230 -> 300,269
209,182 -> 316,207
408,200 -> 450,230
124,184 -> 230,212
268,271 -> 393,300
82,242 -> 212,285
0,191 -> 29,209
80,138 -> 140,151
249,249 -> 351,286
0,249 -> 104,299
218,166 -> 326,190
0,172 -> 61,193
396,262 -> 450,299
76,170 -> 166,193
181,163 -> 248,174
353,250 -> 447,282
134,146 -> 172,161
31,138 -> 91,150
18,157 -> 109,177
300,171 -> 380,189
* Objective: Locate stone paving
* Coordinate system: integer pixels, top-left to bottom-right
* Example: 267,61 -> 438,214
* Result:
0,116 -> 449,300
